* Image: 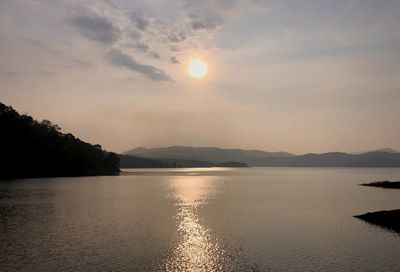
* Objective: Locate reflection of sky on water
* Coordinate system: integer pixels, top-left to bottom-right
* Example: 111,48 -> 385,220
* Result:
3,169 -> 400,271
164,176 -> 229,271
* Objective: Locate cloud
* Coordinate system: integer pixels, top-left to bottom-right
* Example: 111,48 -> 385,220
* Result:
189,12 -> 224,31
128,29 -> 142,39
130,12 -> 152,31
71,13 -> 120,45
168,30 -> 187,43
182,1 -> 227,32
127,42 -> 149,52
102,0 -> 122,10
125,43 -> 161,60
170,56 -> 180,64
150,51 -> 161,59
106,48 -> 171,82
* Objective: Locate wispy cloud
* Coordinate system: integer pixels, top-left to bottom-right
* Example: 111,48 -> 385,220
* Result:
126,42 -> 150,52
130,11 -> 152,31
106,48 -> 171,82
188,12 -> 223,31
69,8 -> 171,81
71,13 -> 120,45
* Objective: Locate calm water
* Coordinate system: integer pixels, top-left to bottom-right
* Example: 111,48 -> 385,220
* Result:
1,168 -> 400,271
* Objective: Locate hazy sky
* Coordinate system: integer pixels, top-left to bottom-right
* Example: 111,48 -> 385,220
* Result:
1,0 -> 400,154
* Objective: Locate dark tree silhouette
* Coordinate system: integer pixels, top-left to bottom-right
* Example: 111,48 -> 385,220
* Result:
119,154 -> 174,168
0,102 -> 120,180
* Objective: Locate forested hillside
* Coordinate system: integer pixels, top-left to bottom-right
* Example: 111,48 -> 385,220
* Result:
0,102 -> 120,179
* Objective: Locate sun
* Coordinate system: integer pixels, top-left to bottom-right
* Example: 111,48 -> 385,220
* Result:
188,59 -> 208,79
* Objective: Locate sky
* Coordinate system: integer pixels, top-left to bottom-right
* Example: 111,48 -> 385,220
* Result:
1,0 -> 400,154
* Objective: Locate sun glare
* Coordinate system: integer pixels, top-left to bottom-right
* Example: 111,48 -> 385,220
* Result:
188,59 -> 208,79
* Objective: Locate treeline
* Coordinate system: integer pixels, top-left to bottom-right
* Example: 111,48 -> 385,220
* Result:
119,155 -> 248,168
119,154 -> 174,168
0,102 -> 120,180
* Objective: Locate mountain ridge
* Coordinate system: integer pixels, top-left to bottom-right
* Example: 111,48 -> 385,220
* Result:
125,145 -> 294,163
124,146 -> 400,167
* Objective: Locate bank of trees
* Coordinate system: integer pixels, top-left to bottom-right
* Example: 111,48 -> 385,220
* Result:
0,102 -> 119,180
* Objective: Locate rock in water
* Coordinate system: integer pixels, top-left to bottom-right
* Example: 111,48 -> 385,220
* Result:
354,210 -> 400,234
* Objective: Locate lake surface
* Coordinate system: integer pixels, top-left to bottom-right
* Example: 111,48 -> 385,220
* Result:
1,167 -> 400,271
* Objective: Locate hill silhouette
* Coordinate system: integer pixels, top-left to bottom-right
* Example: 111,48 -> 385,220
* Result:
125,146 -> 400,167
125,146 -> 293,163
0,102 -> 120,179
353,148 -> 399,154
119,154 -> 173,168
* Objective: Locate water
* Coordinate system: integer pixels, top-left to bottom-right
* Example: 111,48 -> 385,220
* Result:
1,167 -> 400,271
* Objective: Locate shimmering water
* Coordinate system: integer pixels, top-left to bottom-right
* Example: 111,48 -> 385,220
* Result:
1,167 -> 400,271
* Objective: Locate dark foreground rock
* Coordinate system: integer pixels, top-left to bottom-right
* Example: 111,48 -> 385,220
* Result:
360,181 -> 400,189
354,210 -> 400,233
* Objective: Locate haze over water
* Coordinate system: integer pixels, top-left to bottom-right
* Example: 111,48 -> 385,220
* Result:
1,167 -> 400,271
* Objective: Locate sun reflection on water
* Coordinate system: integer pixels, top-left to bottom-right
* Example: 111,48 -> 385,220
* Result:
164,176 -> 228,272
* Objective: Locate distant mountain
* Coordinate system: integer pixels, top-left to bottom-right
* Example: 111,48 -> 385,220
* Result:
125,146 -> 293,163
352,148 -> 399,154
365,148 -> 398,154
124,146 -> 400,167
247,151 -> 400,167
